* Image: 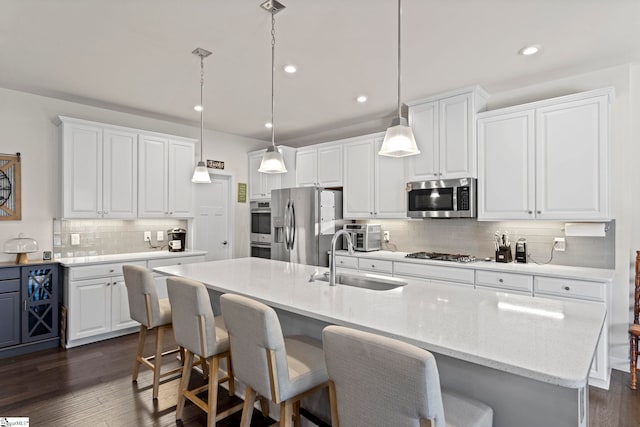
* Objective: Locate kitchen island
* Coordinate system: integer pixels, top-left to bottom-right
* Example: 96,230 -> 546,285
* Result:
154,257 -> 605,427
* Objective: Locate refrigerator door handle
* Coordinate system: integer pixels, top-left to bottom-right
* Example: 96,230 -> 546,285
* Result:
284,200 -> 292,250
289,201 -> 296,249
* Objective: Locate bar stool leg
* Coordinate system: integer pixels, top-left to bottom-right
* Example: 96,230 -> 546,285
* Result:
240,386 -> 257,427
176,350 -> 194,420
132,325 -> 147,382
293,400 -> 301,427
631,335 -> 638,390
207,356 -> 220,427
152,325 -> 166,399
280,400 -> 294,427
226,352 -> 235,396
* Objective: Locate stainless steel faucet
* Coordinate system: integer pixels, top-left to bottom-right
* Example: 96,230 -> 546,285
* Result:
330,229 -> 355,286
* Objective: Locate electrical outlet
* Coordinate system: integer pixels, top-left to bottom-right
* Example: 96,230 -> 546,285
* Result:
71,234 -> 80,246
383,231 -> 390,243
144,231 -> 151,242
554,237 -> 566,251
157,231 -> 164,241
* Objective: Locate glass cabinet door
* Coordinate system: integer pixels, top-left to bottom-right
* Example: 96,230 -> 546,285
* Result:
21,264 -> 59,343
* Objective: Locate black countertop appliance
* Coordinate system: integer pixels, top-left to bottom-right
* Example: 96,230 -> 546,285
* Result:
167,228 -> 186,252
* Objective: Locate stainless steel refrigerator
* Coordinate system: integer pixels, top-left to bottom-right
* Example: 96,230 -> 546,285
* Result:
271,187 -> 343,267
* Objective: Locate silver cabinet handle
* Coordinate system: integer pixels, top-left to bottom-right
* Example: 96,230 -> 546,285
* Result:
222,241 -> 228,245
563,286 -> 570,291
498,278 -> 504,283
371,264 -> 376,268
528,211 -> 533,214
537,210 -> 541,214
24,299 -> 27,311
109,269 -> 114,273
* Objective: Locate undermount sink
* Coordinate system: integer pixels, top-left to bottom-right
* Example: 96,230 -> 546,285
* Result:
310,271 -> 407,291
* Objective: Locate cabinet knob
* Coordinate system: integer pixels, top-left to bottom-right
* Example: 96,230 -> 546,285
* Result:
109,269 -> 114,273
97,210 -> 103,214
371,264 -> 376,268
528,211 -> 533,214
537,211 -> 541,214
563,286 -> 570,291
340,260 -> 344,264
177,262 -> 182,265
498,278 -> 504,283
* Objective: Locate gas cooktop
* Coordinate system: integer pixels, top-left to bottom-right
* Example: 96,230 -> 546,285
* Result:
405,252 -> 477,263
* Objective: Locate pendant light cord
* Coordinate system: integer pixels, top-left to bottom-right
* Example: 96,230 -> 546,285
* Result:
271,12 -> 277,149
200,55 -> 205,162
396,0 -> 402,119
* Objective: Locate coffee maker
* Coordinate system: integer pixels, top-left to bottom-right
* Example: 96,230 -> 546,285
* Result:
515,238 -> 527,263
167,228 -> 186,252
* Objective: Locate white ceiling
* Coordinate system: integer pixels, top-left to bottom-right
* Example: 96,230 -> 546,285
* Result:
2,0 -> 639,145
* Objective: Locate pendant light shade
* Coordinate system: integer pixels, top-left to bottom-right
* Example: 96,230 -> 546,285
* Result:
259,0 -> 287,174
379,0 -> 420,158
192,47 -> 212,183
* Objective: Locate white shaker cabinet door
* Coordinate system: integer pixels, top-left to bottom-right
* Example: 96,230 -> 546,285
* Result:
343,137 -> 375,218
477,110 -> 535,220
102,129 -> 138,218
138,134 -> 169,217
62,122 -> 103,218
535,95 -> 609,220
439,92 -> 473,179
68,278 -> 110,340
248,152 -> 267,199
168,139 -> 195,217
406,100 -> 438,180
110,279 -> 138,331
295,148 -> 318,187
317,144 -> 343,187
374,136 -> 407,218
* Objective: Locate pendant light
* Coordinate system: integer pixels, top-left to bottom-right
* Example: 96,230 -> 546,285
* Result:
379,0 -> 420,158
258,0 -> 288,174
192,47 -> 212,183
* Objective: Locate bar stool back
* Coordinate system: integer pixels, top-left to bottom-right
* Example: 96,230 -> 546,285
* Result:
220,293 -> 328,427
167,277 -> 242,426
123,264 -> 182,399
323,325 -> 493,427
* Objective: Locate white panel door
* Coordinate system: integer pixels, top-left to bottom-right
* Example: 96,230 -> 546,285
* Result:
194,174 -> 232,261
343,136 -> 375,218
168,139 -> 195,217
295,148 -> 318,187
110,278 -> 138,331
103,129 -> 137,218
477,111 -> 535,220
406,101 -> 438,180
69,279 -> 110,340
63,123 -> 103,218
535,95 -> 609,220
138,135 -> 168,217
374,136 -> 407,218
317,144 -> 343,187
439,92 -> 473,178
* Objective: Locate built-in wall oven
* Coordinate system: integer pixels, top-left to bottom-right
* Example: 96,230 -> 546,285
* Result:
250,200 -> 271,259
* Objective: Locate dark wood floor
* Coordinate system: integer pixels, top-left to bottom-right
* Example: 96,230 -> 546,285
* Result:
1,333 -> 639,426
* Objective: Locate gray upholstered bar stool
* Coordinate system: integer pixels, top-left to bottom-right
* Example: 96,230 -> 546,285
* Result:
220,293 -> 328,427
123,264 -> 182,399
323,325 -> 494,427
167,277 -> 242,427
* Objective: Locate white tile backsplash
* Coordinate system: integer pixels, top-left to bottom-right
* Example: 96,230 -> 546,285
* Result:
359,219 -> 614,269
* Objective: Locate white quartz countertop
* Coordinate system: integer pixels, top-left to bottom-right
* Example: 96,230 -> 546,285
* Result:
155,257 -> 605,388
56,250 -> 208,266
335,250 -> 615,282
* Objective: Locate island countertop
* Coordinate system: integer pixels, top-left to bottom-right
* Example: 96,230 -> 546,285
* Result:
154,257 -> 605,389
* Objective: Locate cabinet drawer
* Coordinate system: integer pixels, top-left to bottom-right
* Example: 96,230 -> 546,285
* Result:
334,256 -> 358,270
0,279 -> 20,293
393,262 -> 474,284
358,258 -> 393,274
69,261 -> 146,280
534,277 -> 605,302
0,267 -> 20,281
148,255 -> 206,269
476,270 -> 533,294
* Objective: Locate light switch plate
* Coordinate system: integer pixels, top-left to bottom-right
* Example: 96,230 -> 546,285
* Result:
554,237 -> 566,251
157,231 -> 164,241
71,234 -> 80,246
144,231 -> 151,242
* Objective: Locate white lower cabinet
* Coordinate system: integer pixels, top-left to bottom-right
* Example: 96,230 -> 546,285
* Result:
475,270 -> 533,295
64,254 -> 206,348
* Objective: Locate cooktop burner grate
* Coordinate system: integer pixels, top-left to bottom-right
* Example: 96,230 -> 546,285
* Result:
405,252 -> 477,263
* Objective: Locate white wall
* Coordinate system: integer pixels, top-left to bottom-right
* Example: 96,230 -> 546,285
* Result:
0,87 -> 265,262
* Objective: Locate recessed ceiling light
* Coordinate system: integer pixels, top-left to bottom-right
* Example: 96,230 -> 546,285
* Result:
356,95 -> 368,103
519,45 -> 541,56
265,122 -> 273,128
194,105 -> 204,112
283,65 -> 297,73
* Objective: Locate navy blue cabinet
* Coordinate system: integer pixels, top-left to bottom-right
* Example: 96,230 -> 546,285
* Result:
0,267 -> 20,348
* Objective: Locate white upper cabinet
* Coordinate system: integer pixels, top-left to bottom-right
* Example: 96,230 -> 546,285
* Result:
247,146 -> 297,200
343,133 -> 406,219
138,134 -> 195,217
477,88 -> 613,221
59,117 -> 137,219
295,143 -> 343,187
406,86 -> 488,181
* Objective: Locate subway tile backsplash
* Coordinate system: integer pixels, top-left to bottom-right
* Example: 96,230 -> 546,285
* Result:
53,219 -> 188,258
360,219 -> 615,269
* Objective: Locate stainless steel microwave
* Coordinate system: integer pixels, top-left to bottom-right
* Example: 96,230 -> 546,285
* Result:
406,178 -> 476,218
